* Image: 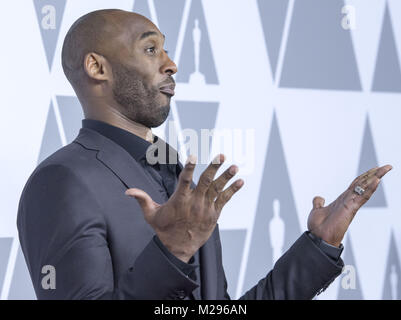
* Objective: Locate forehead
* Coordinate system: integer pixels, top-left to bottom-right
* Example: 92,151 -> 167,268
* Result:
111,12 -> 164,43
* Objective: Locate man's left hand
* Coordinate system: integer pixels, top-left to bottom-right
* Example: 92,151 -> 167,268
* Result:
307,165 -> 393,247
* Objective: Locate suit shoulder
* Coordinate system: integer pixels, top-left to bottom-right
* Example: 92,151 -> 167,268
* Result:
19,141 -> 99,204
36,140 -> 97,172
16,142 -> 104,228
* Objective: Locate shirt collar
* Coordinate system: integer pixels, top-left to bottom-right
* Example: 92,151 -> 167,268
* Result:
82,119 -> 152,162
82,119 -> 180,167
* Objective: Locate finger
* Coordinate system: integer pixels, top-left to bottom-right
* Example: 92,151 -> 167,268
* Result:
214,179 -> 244,214
196,154 -> 225,195
351,165 -> 392,200
312,196 -> 325,209
375,164 -> 393,179
348,166 -> 378,191
346,175 -> 381,208
125,188 -> 159,218
176,155 -> 197,193
207,165 -> 239,200
356,175 -> 380,201
337,166 -> 389,222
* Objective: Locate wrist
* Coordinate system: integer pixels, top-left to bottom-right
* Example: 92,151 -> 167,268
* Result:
156,234 -> 196,263
307,231 -> 344,261
309,230 -> 341,248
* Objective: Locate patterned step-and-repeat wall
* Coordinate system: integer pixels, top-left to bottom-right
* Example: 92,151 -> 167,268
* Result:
1,0 -> 401,300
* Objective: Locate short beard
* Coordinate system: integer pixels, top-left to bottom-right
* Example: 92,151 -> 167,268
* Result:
111,62 -> 170,128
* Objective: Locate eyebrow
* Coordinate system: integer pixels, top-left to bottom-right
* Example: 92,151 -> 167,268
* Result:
139,31 -> 165,40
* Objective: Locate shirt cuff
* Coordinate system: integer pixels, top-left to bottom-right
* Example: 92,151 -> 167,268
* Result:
307,231 -> 344,262
153,235 -> 199,278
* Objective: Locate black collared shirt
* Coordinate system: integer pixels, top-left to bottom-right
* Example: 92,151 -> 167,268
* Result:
82,119 -> 201,299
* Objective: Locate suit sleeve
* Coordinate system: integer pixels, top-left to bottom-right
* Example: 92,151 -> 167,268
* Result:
237,232 -> 344,300
17,164 -> 198,300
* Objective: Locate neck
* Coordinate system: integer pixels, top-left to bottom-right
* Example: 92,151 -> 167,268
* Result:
84,105 -> 154,143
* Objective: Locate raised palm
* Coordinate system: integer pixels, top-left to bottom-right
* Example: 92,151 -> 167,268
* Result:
307,165 -> 392,247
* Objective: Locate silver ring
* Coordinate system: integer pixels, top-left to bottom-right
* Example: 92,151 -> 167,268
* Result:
354,185 -> 365,196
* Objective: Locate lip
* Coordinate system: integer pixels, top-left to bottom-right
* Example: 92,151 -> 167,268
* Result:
159,83 -> 175,96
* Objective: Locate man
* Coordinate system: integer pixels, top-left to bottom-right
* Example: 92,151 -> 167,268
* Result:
17,9 -> 392,300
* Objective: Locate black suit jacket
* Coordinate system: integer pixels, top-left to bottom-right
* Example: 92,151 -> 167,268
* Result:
17,127 -> 343,300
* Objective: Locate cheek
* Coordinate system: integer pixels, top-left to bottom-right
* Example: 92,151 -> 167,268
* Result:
128,60 -> 162,93
141,76 -> 159,94
150,75 -> 162,91
138,63 -> 159,86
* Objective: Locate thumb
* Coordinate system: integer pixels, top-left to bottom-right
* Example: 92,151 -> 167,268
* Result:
312,196 -> 325,209
125,188 -> 158,218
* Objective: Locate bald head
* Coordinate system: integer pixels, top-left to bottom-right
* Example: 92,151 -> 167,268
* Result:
61,9 -> 152,87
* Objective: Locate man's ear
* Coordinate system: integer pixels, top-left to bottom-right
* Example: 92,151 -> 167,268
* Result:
83,52 -> 111,81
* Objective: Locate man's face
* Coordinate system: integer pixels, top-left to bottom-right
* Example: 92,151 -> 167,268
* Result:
109,15 -> 177,128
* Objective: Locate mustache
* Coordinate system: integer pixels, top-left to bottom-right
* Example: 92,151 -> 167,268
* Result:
158,77 -> 176,88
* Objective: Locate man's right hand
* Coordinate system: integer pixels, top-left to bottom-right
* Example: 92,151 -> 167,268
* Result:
125,154 -> 244,263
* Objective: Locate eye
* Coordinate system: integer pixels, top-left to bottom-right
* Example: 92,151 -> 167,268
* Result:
146,47 -> 156,54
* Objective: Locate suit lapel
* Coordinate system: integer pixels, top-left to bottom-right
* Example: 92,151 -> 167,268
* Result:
75,128 -> 219,299
73,128 -> 166,205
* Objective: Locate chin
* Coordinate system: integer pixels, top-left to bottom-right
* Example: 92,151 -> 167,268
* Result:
144,106 -> 169,128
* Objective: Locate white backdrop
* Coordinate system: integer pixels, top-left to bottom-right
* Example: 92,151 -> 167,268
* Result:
1,0 -> 401,300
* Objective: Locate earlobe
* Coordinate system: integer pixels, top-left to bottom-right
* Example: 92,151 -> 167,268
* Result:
84,52 -> 108,81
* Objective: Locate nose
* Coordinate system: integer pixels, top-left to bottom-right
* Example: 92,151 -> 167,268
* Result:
160,53 -> 177,76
